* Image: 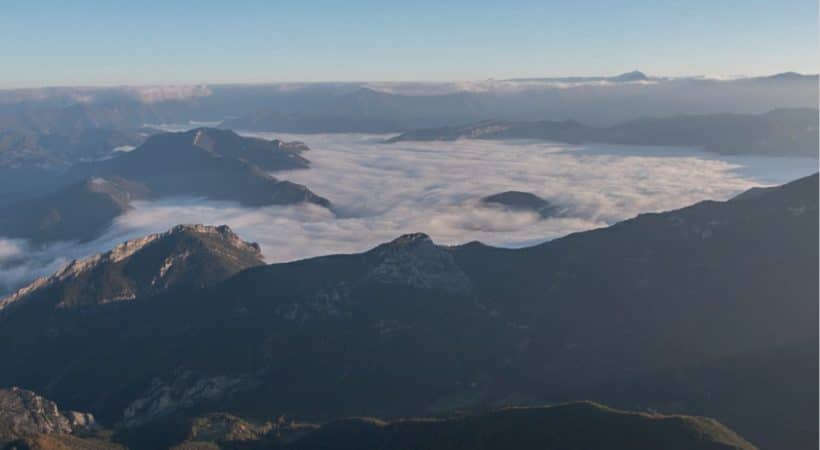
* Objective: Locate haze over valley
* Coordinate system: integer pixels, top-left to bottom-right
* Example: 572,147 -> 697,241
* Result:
0,2 -> 818,448
0,126 -> 815,296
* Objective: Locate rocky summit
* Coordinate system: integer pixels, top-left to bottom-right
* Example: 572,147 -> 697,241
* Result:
0,224 -> 264,314
365,233 -> 473,295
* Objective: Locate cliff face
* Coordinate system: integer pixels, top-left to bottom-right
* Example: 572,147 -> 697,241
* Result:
0,387 -> 96,444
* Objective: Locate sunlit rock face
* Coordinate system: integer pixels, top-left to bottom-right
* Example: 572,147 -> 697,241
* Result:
0,387 -> 96,442
0,224 -> 263,313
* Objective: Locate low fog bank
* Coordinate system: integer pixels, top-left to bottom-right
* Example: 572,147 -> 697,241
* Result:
1,133 -> 816,295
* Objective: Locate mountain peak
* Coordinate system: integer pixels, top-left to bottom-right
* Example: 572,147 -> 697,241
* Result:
0,224 -> 264,313
385,232 -> 433,248
367,233 -> 471,295
190,127 -> 240,152
169,223 -> 255,242
755,71 -> 817,81
481,191 -> 560,218
138,127 -> 312,173
612,70 -> 648,81
104,223 -> 261,264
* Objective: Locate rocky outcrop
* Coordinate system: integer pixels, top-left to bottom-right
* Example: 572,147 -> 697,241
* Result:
186,413 -> 273,443
122,372 -> 259,428
264,233 -> 473,322
0,387 -> 96,443
189,128 -> 311,171
0,224 -> 264,313
365,233 -> 472,295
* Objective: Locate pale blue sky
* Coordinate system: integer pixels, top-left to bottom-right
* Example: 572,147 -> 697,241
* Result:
1,0 -> 817,87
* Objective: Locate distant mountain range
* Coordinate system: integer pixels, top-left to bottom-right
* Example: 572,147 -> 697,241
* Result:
218,73 -> 818,132
0,173 -> 815,449
1,72 -> 816,136
0,73 -> 815,169
0,128 -> 330,243
0,98 -> 164,134
388,108 -> 820,157
507,70 -> 651,83
0,128 -> 142,169
0,393 -> 755,450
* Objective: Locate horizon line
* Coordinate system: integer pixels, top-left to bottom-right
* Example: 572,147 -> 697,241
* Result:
1,70 -> 817,91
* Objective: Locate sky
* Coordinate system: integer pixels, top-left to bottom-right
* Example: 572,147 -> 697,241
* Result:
0,0 -> 818,87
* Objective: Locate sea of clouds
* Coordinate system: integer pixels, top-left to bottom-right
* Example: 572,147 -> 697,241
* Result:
0,132 -> 816,295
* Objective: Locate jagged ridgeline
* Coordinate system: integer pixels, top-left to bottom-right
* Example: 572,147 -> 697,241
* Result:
0,174 -> 816,450
0,224 -> 264,312
0,128 -> 331,244
0,389 -> 755,450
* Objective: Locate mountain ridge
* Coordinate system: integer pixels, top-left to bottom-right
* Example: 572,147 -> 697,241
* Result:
0,128 -> 331,243
387,108 -> 820,157
0,397 -> 756,450
67,128 -> 330,207
0,174 -> 815,449
0,177 -> 150,243
0,224 -> 264,314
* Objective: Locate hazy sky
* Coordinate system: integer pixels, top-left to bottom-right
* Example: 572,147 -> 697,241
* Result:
1,0 -> 817,87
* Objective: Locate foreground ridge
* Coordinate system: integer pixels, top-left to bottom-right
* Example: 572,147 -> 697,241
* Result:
0,392 -> 756,450
0,174 -> 815,450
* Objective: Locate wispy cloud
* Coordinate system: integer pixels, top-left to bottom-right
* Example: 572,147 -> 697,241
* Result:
124,85 -> 212,103
363,79 -> 659,95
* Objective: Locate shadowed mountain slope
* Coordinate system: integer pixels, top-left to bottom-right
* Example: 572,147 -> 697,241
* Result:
290,402 -> 755,450
0,174 -> 815,449
67,128 -> 328,207
0,177 -> 149,243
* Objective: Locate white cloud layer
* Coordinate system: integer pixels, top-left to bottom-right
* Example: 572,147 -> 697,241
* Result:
0,133 -> 816,295
363,79 -> 659,95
